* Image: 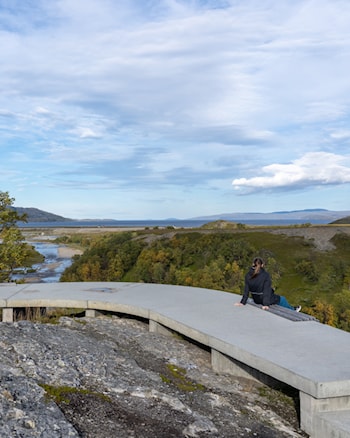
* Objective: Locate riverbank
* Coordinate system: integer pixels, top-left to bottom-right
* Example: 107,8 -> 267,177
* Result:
57,246 -> 83,258
16,243 -> 83,284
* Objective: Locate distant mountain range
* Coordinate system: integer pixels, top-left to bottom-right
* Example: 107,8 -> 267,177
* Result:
13,207 -> 350,224
191,209 -> 350,223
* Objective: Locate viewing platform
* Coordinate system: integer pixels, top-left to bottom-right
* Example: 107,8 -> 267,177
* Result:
1,281 -> 350,438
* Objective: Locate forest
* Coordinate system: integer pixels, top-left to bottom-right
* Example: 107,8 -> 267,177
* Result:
59,223 -> 350,332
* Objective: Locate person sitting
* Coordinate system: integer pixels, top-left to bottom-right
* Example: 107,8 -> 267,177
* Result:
234,257 -> 301,311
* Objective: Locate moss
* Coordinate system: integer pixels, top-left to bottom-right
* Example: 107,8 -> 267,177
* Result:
160,364 -> 205,392
257,385 -> 295,407
160,375 -> 171,384
40,383 -> 111,405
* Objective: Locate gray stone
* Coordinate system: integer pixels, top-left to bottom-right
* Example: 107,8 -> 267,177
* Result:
0,315 -> 305,437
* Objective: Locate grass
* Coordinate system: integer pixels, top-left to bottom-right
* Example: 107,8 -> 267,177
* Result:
14,307 -> 86,323
257,385 -> 295,408
236,229 -> 350,308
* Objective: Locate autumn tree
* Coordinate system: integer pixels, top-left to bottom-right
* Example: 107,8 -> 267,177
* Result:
0,191 -> 28,281
306,300 -> 337,326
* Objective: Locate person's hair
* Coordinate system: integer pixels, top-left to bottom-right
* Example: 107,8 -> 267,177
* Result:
251,257 -> 264,278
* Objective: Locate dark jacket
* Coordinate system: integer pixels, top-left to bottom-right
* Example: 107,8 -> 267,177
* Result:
240,267 -> 280,306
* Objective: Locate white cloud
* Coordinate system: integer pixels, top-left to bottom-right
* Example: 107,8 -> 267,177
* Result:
2,0 -> 350,132
232,152 -> 350,193
73,127 -> 101,139
1,1 -> 350,218
302,102 -> 347,123
329,129 -> 350,141
35,106 -> 51,115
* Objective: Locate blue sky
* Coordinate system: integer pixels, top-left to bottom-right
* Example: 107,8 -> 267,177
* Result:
1,0 -> 350,219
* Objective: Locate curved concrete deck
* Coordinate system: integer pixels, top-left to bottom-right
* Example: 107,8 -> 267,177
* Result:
1,281 -> 350,437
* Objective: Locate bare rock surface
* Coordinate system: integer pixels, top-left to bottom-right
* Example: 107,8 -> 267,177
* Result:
268,226 -> 350,251
0,315 -> 307,437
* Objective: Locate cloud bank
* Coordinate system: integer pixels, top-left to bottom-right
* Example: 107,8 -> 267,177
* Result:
233,152 -> 350,193
0,0 -> 350,218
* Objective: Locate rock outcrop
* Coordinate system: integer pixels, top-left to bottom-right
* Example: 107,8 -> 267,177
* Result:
0,315 -> 306,437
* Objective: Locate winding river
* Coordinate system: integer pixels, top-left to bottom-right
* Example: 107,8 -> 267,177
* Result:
14,242 -> 78,283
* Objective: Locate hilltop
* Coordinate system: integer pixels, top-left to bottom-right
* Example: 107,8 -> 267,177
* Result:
13,207 -> 71,223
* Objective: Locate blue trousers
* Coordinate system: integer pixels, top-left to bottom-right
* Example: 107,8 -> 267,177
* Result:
279,296 -> 295,310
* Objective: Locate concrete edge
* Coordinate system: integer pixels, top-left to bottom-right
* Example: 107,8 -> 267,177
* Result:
147,311 -> 325,399
207,334 -> 321,397
87,300 -> 150,319
5,298 -> 89,309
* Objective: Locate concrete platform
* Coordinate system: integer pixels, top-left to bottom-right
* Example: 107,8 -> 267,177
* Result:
1,281 -> 350,437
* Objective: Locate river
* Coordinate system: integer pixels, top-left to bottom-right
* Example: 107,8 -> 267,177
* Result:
13,242 -> 78,283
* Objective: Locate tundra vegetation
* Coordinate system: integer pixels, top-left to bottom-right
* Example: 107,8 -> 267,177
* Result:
59,223 -> 350,332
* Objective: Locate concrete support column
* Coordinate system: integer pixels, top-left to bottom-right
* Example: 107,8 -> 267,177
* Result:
149,320 -> 174,337
2,308 -> 14,322
211,349 -> 259,381
300,391 -> 350,437
85,309 -> 96,318
211,349 -> 290,390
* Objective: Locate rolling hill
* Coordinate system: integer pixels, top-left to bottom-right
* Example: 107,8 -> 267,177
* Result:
13,207 -> 71,223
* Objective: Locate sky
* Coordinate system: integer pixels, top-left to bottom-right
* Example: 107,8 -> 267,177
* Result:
1,0 -> 350,219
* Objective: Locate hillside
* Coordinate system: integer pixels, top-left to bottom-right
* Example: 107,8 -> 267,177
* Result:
13,207 -> 71,222
58,224 -> 350,330
330,216 -> 350,224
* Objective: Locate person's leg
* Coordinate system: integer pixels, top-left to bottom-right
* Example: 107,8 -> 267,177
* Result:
278,296 -> 296,310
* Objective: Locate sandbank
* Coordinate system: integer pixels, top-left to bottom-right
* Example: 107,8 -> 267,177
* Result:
58,246 -> 83,258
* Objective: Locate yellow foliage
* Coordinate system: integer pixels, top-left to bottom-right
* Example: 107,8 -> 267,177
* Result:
307,300 -> 337,327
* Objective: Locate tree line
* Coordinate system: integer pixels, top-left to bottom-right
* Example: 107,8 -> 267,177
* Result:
59,227 -> 350,332
2,189 -> 349,332
61,231 -> 256,293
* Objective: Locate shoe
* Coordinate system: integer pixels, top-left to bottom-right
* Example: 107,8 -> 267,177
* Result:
294,305 -> 301,312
